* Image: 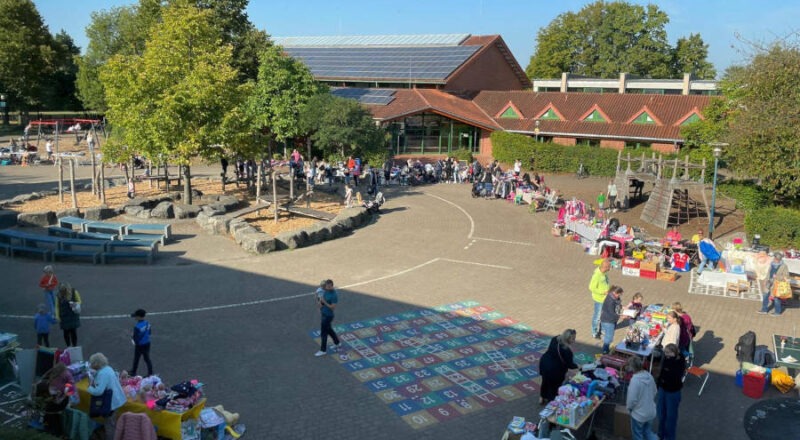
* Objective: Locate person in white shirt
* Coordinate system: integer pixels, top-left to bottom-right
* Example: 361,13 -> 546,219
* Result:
513,159 -> 522,177
607,181 -> 619,211
45,139 -> 53,161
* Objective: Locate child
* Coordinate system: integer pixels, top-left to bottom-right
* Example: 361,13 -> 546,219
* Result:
344,184 -> 353,208
130,309 -> 153,377
34,304 -> 56,347
597,192 -> 606,210
127,179 -> 135,199
623,292 -> 644,320
38,265 -> 58,314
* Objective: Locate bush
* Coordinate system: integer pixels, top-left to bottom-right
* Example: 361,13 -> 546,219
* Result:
450,148 -> 473,163
491,132 -> 622,177
745,206 -> 800,248
0,427 -> 60,440
719,181 -> 773,211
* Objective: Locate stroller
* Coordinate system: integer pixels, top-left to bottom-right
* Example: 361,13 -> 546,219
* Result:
363,191 -> 386,214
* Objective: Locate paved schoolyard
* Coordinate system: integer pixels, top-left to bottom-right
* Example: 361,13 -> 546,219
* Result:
0,167 -> 793,440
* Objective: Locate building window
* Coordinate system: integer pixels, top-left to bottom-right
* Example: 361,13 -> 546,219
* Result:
576,138 -> 600,147
499,106 -> 520,119
539,108 -> 561,120
680,113 -> 702,125
632,112 -> 656,124
584,110 -> 607,123
625,141 -> 651,149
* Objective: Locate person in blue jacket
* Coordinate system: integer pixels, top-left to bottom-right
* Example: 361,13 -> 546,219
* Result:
87,353 -> 126,440
130,309 -> 153,377
697,237 -> 720,274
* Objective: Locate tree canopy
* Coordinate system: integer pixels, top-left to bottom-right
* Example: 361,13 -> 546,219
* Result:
526,0 -> 716,79
299,93 -> 387,160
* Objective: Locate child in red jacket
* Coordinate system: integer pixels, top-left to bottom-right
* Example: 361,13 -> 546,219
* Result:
38,265 -> 58,313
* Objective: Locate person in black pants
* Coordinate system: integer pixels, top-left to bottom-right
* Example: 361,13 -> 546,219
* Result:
538,329 -> 579,405
130,309 -> 153,377
314,280 -> 341,357
657,344 -> 685,440
54,284 -> 81,347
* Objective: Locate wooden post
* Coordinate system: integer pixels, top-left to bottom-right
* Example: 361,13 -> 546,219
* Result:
626,152 -> 632,173
615,150 -> 622,174
100,161 -> 106,204
90,126 -> 97,196
256,158 -> 262,201
272,170 -> 278,223
58,157 -> 64,203
163,162 -> 168,192
289,168 -> 294,202
69,158 -> 77,209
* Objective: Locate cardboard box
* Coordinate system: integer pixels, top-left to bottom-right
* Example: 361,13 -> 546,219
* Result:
640,269 -> 657,279
622,267 -> 640,277
622,258 -> 640,268
639,260 -> 658,272
657,270 -> 677,282
614,405 -> 632,439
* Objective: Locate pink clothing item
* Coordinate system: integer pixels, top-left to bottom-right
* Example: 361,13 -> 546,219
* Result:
113,412 -> 157,440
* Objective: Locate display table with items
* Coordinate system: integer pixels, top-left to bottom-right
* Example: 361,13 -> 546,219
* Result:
773,334 -> 800,373
540,368 -> 620,438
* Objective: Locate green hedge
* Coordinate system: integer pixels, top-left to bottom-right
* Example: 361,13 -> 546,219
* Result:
450,148 -> 473,163
719,181 -> 773,211
491,132 -> 642,177
744,206 -> 800,248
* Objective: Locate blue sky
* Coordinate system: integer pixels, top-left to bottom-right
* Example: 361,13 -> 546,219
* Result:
34,0 -> 800,77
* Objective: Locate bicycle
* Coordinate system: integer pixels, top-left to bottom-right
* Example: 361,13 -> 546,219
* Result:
576,162 -> 589,179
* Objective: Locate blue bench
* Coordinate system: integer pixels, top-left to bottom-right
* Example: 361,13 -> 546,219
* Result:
10,246 -> 51,261
126,223 -> 172,239
0,242 -> 9,256
77,231 -> 117,240
0,229 -> 32,245
85,222 -> 127,235
48,226 -> 78,238
58,238 -> 109,251
21,234 -> 63,249
101,251 -> 152,265
53,250 -> 100,264
58,216 -> 91,231
106,240 -> 158,256
119,233 -> 164,246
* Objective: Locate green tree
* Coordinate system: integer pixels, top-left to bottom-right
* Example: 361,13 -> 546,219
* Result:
101,2 -> 243,204
47,31 -> 82,110
672,34 -> 716,79
0,0 -> 56,111
526,1 -> 714,79
299,93 -> 386,159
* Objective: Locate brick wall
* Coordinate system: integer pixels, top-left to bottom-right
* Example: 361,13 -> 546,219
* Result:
600,139 -> 626,150
445,44 -> 526,92
652,143 -> 678,154
479,131 -> 494,158
552,137 -> 577,146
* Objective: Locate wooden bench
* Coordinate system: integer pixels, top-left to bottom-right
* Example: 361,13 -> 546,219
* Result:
58,216 -> 92,231
126,223 -> 172,240
10,246 -> 51,261
85,221 -> 127,236
77,231 -> 117,240
48,226 -> 78,238
119,233 -> 165,246
101,251 -> 152,265
53,250 -> 101,264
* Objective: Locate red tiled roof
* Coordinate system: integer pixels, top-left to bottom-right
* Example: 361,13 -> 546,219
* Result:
473,91 -> 716,141
366,89 -> 500,130
456,35 -> 532,89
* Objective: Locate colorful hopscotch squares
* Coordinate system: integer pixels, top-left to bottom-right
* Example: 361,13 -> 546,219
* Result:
309,301 -> 554,429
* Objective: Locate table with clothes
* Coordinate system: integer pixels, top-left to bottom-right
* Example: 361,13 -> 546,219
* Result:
539,369 -> 616,437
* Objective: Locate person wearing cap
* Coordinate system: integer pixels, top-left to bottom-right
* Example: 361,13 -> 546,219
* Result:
315,279 -> 341,357
130,309 -> 153,376
758,252 -> 789,316
600,286 -> 624,354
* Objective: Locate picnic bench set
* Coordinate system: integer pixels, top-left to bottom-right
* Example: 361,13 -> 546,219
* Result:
0,216 -> 172,264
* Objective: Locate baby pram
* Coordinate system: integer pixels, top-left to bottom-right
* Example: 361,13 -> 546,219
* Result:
363,191 -> 386,214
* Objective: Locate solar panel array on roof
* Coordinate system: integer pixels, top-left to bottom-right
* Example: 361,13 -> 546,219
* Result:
331,88 -> 396,105
273,34 -> 470,47
284,46 -> 480,82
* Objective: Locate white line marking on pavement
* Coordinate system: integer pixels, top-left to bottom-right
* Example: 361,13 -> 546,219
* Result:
439,258 -> 512,270
472,236 -> 535,246
426,193 -> 475,239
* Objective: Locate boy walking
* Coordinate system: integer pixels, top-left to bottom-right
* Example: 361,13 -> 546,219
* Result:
34,304 -> 56,347
315,280 -> 341,357
130,309 -> 153,377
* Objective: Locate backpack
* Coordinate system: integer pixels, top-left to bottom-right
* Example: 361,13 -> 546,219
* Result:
753,345 -> 776,368
735,331 -> 756,364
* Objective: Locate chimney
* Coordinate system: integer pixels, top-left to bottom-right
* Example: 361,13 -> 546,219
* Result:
561,72 -> 568,93
682,73 -> 691,95
619,72 -> 627,94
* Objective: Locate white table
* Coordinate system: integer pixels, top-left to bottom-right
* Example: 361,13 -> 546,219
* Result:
697,271 -> 748,288
784,258 -> 800,276
564,219 -> 603,242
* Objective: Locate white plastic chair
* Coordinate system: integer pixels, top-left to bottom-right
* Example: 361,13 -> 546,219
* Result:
544,192 -> 560,212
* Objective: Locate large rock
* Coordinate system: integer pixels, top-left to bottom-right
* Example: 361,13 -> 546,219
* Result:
56,208 -> 80,219
217,195 -> 241,211
196,212 -> 230,235
0,209 -> 18,228
274,230 -> 309,250
173,203 -> 201,219
17,210 -> 56,227
136,209 -> 152,219
201,203 -> 226,216
240,232 -> 275,254
335,207 -> 368,229
201,194 -> 221,202
83,205 -> 115,221
150,201 -> 175,219
11,193 -> 38,204
304,223 -> 331,245
124,206 -> 144,217
325,222 -> 346,239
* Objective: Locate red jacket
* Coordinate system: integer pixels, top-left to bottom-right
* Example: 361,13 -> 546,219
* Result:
39,274 -> 58,290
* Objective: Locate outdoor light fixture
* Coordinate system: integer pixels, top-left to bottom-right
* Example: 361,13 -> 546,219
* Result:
708,143 -> 728,239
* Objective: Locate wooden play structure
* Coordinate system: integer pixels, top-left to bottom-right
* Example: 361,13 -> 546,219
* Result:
612,151 -> 710,229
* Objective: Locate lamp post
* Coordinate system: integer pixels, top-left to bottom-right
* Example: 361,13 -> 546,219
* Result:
534,119 -> 540,142
708,143 -> 726,239
0,93 -> 8,126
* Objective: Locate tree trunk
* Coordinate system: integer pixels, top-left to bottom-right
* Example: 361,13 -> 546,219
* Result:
58,157 -> 64,203
256,159 -> 262,201
69,158 -> 77,209
90,149 -> 97,196
163,162 -> 168,192
183,164 -> 192,205
290,168 -> 294,202
272,170 -> 278,223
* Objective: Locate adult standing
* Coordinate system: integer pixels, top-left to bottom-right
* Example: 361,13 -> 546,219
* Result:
696,236 -> 720,274
589,259 -> 611,339
600,286 -> 623,354
39,265 -> 58,313
315,279 -> 341,357
662,311 -> 681,349
45,139 -> 53,162
86,353 -> 126,440
607,180 -> 618,211
626,356 -> 658,440
130,309 -> 153,377
54,283 -> 81,347
758,251 -> 789,316
672,302 -> 695,356
538,329 -> 578,405
38,362 -> 74,436
656,344 -> 685,440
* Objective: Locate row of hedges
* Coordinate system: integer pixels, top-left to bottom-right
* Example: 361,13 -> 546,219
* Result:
745,206 -> 800,248
719,181 -> 773,211
490,132 -> 673,177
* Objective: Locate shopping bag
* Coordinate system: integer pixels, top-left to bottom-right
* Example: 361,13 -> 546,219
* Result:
772,280 -> 792,299
89,389 -> 113,417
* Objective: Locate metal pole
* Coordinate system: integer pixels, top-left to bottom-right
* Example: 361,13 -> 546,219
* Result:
708,155 -> 719,238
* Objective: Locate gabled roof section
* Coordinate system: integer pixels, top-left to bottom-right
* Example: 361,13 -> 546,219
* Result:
495,101 -> 524,119
674,107 -> 705,126
365,89 -> 500,131
626,106 -> 663,125
455,35 -> 532,88
535,103 -> 565,121
580,104 -> 612,123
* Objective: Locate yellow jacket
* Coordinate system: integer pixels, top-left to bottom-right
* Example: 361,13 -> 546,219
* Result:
589,268 -> 609,303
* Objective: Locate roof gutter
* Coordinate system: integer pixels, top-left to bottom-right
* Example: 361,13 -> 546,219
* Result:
505,130 -> 682,144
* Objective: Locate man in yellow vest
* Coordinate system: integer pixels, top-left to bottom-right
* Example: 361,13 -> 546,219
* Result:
589,259 -> 611,339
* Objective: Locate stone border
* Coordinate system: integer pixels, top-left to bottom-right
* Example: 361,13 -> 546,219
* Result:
197,205 -> 372,254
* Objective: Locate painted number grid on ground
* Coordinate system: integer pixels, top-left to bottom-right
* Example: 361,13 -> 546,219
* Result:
310,301 -> 552,429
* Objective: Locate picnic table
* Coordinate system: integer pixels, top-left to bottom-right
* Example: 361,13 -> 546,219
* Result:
85,221 -> 126,236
